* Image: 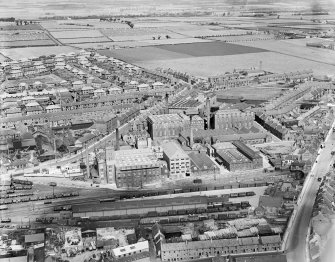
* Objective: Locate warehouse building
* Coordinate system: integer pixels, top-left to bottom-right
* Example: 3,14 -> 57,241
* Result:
161,142 -> 190,179
232,141 -> 263,169
215,148 -> 252,172
147,114 -> 188,140
72,196 -> 208,218
180,129 -> 271,145
214,109 -> 255,130
107,148 -> 161,188
169,99 -> 204,115
213,141 -> 263,171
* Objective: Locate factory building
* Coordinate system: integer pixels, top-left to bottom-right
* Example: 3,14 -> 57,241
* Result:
107,148 -> 161,188
213,141 -> 263,171
72,196 -> 208,218
214,109 -> 255,130
168,99 -> 203,115
232,140 -> 263,169
147,114 -> 188,140
215,148 -> 253,172
161,142 -> 190,179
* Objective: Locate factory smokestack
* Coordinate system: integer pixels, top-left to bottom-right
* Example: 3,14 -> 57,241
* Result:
190,115 -> 193,148
115,119 -> 120,151
206,97 -> 211,130
165,93 -> 169,114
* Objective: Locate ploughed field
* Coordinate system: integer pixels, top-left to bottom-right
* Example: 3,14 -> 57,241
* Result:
98,41 -> 267,63
154,41 -> 267,57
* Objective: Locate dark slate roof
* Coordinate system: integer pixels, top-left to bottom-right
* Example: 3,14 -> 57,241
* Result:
188,152 -> 218,171
231,253 -> 287,262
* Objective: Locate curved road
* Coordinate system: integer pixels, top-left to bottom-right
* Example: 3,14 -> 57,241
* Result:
285,121 -> 335,262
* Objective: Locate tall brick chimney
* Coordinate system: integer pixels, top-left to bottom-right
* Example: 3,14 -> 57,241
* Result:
165,93 -> 169,114
206,97 -> 211,130
115,119 -> 120,151
190,115 -> 193,148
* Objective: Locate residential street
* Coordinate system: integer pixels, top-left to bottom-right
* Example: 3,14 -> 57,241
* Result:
285,122 -> 335,262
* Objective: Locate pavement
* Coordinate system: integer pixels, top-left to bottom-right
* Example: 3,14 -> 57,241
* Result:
285,121 -> 335,262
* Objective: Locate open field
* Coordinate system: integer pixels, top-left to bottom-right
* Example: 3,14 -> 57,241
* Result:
209,34 -> 274,42
101,27 -> 185,41
155,42 -> 267,57
133,37 -> 213,46
0,46 -> 79,60
71,43 -> 116,49
231,39 -> 335,67
99,41 -> 267,63
216,86 -> 284,101
60,37 -> 111,44
0,30 -> 50,42
0,39 -> 56,48
0,24 -> 42,30
98,46 -> 192,62
167,28 -> 251,38
41,19 -> 130,30
94,38 -> 212,48
134,51 -> 335,77
50,29 -> 105,39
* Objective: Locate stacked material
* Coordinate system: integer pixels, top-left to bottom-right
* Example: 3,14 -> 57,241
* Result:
181,234 -> 192,241
228,218 -> 267,230
203,219 -> 217,231
237,227 -> 259,237
271,227 -> 283,234
204,227 -> 238,239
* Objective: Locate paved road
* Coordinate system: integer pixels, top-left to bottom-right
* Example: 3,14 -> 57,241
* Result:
285,123 -> 335,262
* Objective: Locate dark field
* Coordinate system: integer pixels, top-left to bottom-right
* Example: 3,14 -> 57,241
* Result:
155,42 -> 267,57
98,41 -> 268,63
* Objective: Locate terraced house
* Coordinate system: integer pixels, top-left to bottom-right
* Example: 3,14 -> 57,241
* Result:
159,235 -> 282,262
